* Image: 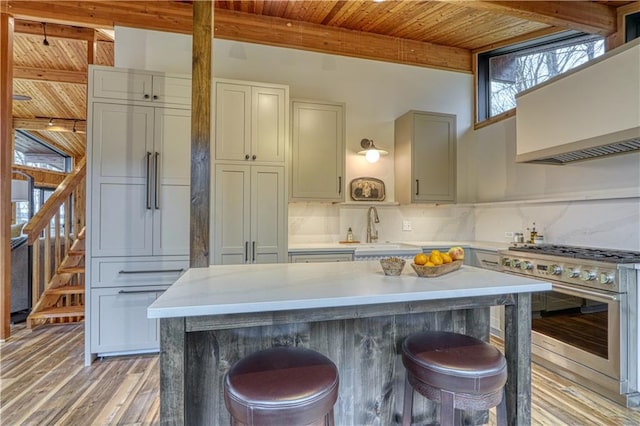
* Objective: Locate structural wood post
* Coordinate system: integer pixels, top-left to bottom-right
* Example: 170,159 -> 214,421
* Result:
1,12 -> 14,340
189,0 -> 212,268
504,292 -> 533,425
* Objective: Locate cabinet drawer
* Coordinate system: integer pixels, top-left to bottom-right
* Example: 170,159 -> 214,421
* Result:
90,286 -> 166,354
289,253 -> 353,263
90,257 -> 188,287
473,250 -> 501,271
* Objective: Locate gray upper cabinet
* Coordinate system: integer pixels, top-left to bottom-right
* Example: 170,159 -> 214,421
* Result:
394,111 -> 456,204
91,66 -> 191,106
215,80 -> 287,164
290,100 -> 345,201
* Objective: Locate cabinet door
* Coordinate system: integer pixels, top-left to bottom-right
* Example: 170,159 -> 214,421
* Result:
153,108 -> 191,256
152,75 -> 192,106
412,112 -> 456,203
252,86 -> 286,163
90,287 -> 165,354
214,164 -> 251,264
91,68 -> 153,102
215,82 -> 251,161
291,101 -> 344,201
251,166 -> 286,264
90,103 -> 154,257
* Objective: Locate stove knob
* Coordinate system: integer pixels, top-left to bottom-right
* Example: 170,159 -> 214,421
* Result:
566,268 -> 580,278
511,259 -> 521,269
581,270 -> 596,281
520,261 -> 533,271
550,264 -> 563,275
599,272 -> 614,285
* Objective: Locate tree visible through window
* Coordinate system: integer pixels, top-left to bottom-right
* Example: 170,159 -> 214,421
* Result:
477,32 -> 605,121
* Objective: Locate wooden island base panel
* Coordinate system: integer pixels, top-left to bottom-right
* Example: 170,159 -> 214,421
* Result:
148,261 -> 550,425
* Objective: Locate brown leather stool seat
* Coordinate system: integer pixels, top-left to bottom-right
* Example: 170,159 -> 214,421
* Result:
401,331 -> 507,426
224,347 -> 339,426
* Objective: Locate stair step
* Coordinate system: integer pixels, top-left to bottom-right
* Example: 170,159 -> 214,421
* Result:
70,235 -> 85,251
47,285 -> 85,295
58,266 -> 85,274
29,305 -> 84,320
67,249 -> 85,256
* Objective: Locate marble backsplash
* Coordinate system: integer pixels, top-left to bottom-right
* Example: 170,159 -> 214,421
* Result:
289,197 -> 640,251
288,203 -> 475,244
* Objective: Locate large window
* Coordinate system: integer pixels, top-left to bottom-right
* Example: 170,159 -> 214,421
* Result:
13,130 -> 70,172
477,31 -> 604,123
626,11 -> 640,43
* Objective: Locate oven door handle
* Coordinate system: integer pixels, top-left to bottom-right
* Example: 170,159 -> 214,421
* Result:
551,282 -> 620,303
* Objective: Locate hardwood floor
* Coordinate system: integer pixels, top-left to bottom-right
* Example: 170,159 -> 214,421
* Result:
1,323 -> 639,425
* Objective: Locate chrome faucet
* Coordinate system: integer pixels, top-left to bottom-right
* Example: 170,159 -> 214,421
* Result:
366,206 -> 380,243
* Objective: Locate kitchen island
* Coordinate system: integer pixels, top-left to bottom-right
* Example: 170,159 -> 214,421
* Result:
148,261 -> 551,425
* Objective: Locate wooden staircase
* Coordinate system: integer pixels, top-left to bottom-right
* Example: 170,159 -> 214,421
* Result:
22,157 -> 87,330
27,227 -> 86,328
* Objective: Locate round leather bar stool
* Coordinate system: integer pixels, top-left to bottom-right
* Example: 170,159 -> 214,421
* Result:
401,331 -> 507,426
224,346 -> 339,426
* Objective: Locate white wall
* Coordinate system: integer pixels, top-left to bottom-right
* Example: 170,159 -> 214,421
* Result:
114,27 -> 640,250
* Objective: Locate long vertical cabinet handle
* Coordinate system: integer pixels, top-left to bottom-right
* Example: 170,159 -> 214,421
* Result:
146,152 -> 152,209
416,179 -> 420,196
245,241 -> 249,263
252,241 -> 256,263
338,176 -> 342,194
154,152 -> 160,209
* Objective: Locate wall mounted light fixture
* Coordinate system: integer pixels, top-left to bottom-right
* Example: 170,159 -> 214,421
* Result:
358,138 -> 388,163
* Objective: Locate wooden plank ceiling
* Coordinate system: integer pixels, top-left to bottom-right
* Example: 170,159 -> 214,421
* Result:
4,0 -> 636,161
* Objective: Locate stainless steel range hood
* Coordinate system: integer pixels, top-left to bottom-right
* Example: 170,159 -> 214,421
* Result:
515,38 -> 640,165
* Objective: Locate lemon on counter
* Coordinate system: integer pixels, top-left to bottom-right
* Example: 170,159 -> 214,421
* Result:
430,254 -> 444,266
414,253 -> 428,265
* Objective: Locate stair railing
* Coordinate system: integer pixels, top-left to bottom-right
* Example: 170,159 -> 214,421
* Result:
22,157 -> 86,306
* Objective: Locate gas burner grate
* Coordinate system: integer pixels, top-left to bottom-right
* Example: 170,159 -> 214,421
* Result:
508,244 -> 640,264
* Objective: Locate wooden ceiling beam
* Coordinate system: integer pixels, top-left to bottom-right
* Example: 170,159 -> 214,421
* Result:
6,1 -> 472,72
13,117 -> 86,134
12,164 -> 66,189
213,9 -> 471,72
14,66 -> 87,84
443,1 -> 616,36
6,1 -> 192,32
14,19 -> 96,41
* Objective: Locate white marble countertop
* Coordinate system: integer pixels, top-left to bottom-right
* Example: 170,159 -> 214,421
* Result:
148,261 -> 550,319
288,241 -> 510,255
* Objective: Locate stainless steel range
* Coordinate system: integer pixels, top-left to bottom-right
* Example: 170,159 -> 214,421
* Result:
499,244 -> 640,407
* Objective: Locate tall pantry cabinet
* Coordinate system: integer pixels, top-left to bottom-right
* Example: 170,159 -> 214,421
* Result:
85,66 -> 191,364
212,79 -> 289,265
